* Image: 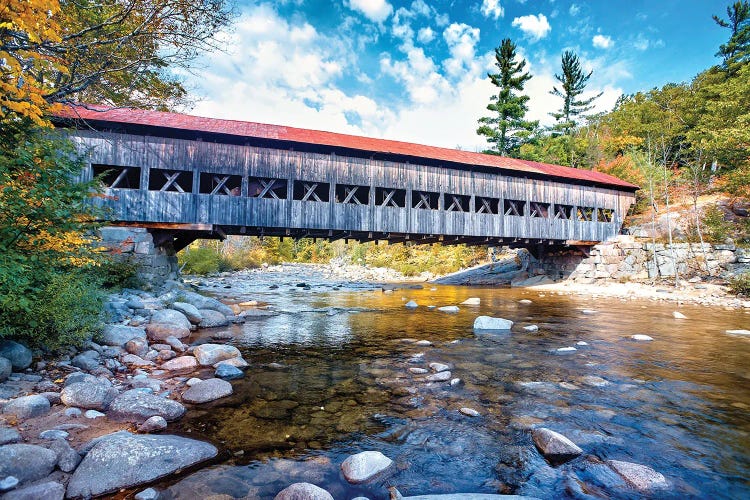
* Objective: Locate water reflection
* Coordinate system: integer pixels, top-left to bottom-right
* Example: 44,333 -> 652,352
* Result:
168,271 -> 750,499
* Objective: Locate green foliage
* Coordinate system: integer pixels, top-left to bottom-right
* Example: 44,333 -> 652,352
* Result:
728,272 -> 750,295
477,38 -> 538,157
178,245 -> 231,275
550,50 -> 602,137
99,258 -> 142,289
713,1 -> 750,69
701,204 -> 734,242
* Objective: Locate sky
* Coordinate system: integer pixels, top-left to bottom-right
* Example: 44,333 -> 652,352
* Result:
182,0 -> 729,152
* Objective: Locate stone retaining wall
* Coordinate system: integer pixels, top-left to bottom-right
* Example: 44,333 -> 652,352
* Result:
539,236 -> 749,283
98,227 -> 179,287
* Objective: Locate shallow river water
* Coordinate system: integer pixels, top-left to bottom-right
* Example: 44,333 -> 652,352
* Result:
159,267 -> 749,499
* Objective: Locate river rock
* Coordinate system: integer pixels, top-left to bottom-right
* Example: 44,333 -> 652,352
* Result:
48,438 -> 81,472
102,325 -> 146,347
39,429 -> 69,440
438,306 -> 460,313
606,460 -> 668,490
341,451 -> 393,484
531,427 -> 583,464
631,334 -> 653,341
126,338 -> 150,356
672,311 -> 687,319
193,344 -> 241,366
198,309 -> 230,328
134,488 -> 161,500
61,381 -> 118,410
121,353 -> 155,367
165,336 -> 186,352
429,362 -> 450,373
0,444 -> 57,484
130,375 -> 162,392
176,291 -> 235,317
182,378 -> 233,404
274,482 -> 334,500
426,371 -> 452,382
85,410 -> 105,419
460,407 -> 480,417
460,297 -> 481,305
523,325 -> 539,332
66,432 -> 218,498
581,375 -> 610,387
161,356 -> 198,372
405,300 -> 418,309
0,341 -> 32,370
409,368 -> 428,374
146,323 -> 191,341
0,356 -> 11,382
1,481 -> 65,500
0,427 -> 21,445
215,363 -> 244,380
151,309 -> 192,329
72,350 -> 101,371
171,302 -> 203,324
0,476 -> 18,492
138,415 -> 168,433
108,389 -> 186,423
519,299 -> 533,304
2,395 -> 50,419
473,316 -> 514,330
64,372 -> 98,387
214,357 -> 249,369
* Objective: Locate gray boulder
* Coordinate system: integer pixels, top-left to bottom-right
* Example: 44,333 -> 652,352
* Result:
171,302 -> 202,324
48,438 -> 82,472
177,291 -> 234,317
0,341 -> 32,370
2,395 -> 50,419
160,356 -> 198,372
145,323 -> 190,341
340,450 -> 393,484
193,344 -> 240,366
606,460 -> 668,490
138,415 -> 168,433
0,356 -> 11,382
66,432 -> 217,498
64,372 -> 99,387
274,482 -> 334,500
531,428 -> 583,464
150,309 -> 191,330
71,350 -> 101,371
215,363 -> 243,380
198,309 -> 230,328
182,378 -> 233,404
0,444 -> 57,484
473,316 -> 514,330
107,389 -> 186,423
1,481 -> 65,500
0,426 -> 21,445
61,381 -> 118,410
101,325 -> 146,347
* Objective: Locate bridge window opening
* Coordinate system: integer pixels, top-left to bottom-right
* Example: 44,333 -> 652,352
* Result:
445,193 -> 470,212
148,168 -> 193,193
335,184 -> 370,205
475,196 -> 499,214
93,164 -> 140,189
376,187 -> 406,208
577,206 -> 595,221
530,202 -> 550,218
293,180 -> 329,202
504,199 -> 526,216
598,208 -> 614,222
199,172 -> 242,196
248,177 -> 287,199
412,190 -> 439,210
554,204 -> 574,220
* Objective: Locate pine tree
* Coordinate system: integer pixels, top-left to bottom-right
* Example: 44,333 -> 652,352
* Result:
713,1 -> 750,68
549,50 -> 602,136
477,38 -> 538,156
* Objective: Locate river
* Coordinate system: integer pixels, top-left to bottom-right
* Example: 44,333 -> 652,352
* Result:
157,265 -> 749,499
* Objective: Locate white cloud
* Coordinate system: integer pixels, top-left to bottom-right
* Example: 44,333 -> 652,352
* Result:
592,34 -> 613,49
410,0 -> 431,17
512,14 -> 551,41
480,0 -> 504,20
569,4 -> 580,16
347,0 -> 393,23
381,46 -> 450,105
417,26 -> 435,44
442,23 -> 482,78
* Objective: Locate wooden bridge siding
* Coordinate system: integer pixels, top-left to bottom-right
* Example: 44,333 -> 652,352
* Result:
72,131 -> 634,241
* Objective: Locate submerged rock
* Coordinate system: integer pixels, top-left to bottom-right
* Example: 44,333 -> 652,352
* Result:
405,300 -> 419,309
672,311 -> 687,319
606,460 -> 668,490
215,363 -> 244,380
461,297 -> 481,305
438,306 -> 460,313
531,428 -> 583,464
67,432 -> 217,498
274,482 -> 334,500
631,334 -> 654,341
460,407 -> 480,417
473,316 -> 513,330
425,371 -> 452,382
341,450 -> 393,484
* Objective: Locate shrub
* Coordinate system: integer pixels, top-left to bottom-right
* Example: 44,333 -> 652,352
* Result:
100,258 -> 142,289
701,204 -> 733,243
178,246 -> 230,275
728,273 -> 750,296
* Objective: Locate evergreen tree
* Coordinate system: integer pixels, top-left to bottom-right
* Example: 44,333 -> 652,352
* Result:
549,50 -> 602,136
477,38 -> 538,156
713,1 -> 750,68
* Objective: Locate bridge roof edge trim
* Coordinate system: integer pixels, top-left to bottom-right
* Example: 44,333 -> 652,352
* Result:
55,105 -> 638,192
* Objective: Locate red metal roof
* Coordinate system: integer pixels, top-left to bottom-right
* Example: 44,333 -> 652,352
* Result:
55,105 -> 638,190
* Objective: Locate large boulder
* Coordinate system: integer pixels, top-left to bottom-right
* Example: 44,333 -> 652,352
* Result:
531,428 -> 583,464
66,432 -> 217,498
0,356 -> 11,382
473,316 -> 514,330
2,395 -> 50,419
606,460 -> 668,491
61,381 -> 119,410
71,350 -> 101,371
161,356 -> 198,372
171,302 -> 203,325
145,323 -> 191,341
48,438 -> 82,473
193,344 -> 241,366
198,309 -> 230,328
274,483 -> 334,500
150,309 -> 192,330
0,341 -> 32,370
340,450 -> 393,484
1,481 -> 65,500
101,325 -> 146,347
107,389 -> 186,423
0,444 -> 57,484
177,291 -> 234,317
182,378 -> 233,404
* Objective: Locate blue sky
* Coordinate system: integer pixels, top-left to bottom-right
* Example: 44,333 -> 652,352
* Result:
185,0 -> 729,151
